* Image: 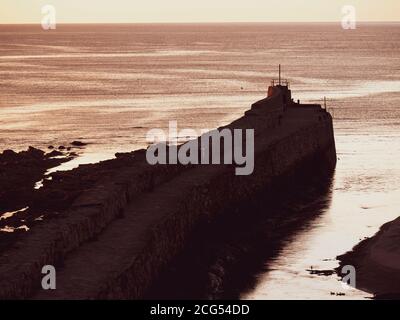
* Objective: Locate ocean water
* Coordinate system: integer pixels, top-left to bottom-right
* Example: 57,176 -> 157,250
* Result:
1,23 -> 400,299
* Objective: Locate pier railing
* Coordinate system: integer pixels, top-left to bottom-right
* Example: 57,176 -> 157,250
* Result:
271,79 -> 290,87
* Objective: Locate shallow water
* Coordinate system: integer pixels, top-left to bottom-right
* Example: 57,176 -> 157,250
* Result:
1,23 -> 400,299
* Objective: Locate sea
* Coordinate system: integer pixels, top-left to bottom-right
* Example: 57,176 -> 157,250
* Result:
1,22 -> 400,299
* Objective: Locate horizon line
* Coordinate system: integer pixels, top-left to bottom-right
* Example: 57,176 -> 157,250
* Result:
1,20 -> 399,26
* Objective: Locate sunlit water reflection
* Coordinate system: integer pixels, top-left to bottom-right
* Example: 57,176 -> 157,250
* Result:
1,23 -> 399,299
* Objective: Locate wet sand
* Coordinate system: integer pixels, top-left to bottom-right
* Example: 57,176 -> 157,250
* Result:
337,217 -> 400,299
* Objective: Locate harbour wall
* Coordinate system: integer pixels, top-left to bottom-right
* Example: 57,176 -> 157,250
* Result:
0,87 -> 337,299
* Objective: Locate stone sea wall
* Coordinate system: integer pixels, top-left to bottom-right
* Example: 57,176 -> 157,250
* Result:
0,88 -> 336,299
97,121 -> 336,299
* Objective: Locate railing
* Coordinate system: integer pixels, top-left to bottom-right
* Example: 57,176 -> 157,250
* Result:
271,79 -> 290,87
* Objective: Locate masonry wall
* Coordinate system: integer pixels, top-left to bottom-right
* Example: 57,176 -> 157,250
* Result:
97,114 -> 337,299
0,89 -> 337,299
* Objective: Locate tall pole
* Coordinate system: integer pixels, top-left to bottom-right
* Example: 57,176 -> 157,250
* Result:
279,64 -> 281,85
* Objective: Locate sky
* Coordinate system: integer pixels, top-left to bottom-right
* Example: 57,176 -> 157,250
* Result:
1,0 -> 399,24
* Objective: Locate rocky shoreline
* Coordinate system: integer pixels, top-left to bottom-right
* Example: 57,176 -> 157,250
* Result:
0,142 -> 184,256
0,143 -> 86,252
0,147 -> 69,211
337,217 -> 400,299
